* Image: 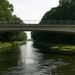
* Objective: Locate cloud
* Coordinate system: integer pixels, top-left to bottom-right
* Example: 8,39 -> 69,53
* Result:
9,0 -> 59,20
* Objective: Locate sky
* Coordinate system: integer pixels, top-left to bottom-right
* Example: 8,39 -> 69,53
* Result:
8,0 -> 59,39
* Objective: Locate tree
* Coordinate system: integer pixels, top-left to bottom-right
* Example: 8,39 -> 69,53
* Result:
0,0 -> 27,42
31,0 -> 75,45
0,0 -> 13,21
12,15 -> 23,24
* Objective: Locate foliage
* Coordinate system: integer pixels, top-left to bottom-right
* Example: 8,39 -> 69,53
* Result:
31,0 -> 75,45
0,41 -> 26,50
0,42 -> 12,49
0,0 -> 13,20
12,41 -> 25,46
0,0 -> 27,42
12,15 -> 23,24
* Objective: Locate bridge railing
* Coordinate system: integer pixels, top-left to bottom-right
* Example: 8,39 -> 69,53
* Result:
0,20 -> 75,25
40,20 -> 75,25
0,20 -> 40,24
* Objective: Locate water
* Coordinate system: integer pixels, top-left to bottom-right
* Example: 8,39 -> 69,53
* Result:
0,41 -> 75,75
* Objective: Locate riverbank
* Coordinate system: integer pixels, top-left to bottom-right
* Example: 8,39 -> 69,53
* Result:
50,44 -> 75,56
33,42 -> 75,56
0,41 -> 26,50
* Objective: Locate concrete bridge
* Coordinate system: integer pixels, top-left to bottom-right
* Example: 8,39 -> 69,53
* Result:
0,20 -> 75,33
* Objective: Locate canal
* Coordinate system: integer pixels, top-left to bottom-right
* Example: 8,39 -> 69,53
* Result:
0,41 -> 75,75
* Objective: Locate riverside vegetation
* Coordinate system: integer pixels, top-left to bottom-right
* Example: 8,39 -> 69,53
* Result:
31,0 -> 75,56
0,41 -> 26,50
0,0 -> 27,49
34,41 -> 75,56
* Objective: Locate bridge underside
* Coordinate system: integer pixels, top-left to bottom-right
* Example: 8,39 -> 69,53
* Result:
0,24 -> 75,34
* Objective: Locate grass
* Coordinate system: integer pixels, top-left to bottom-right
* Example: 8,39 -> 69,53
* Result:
12,41 -> 25,46
51,44 -> 75,51
0,41 -> 26,50
0,42 -> 12,50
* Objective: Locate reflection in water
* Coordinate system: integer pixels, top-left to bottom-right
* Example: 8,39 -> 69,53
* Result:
0,41 -> 75,75
18,41 -> 42,74
20,42 -> 40,65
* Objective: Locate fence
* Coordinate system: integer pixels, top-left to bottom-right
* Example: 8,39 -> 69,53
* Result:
0,20 -> 75,25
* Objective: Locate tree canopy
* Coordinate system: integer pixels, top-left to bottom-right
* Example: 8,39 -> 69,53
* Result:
0,0 -> 27,42
0,0 -> 13,20
31,0 -> 75,44
42,0 -> 75,20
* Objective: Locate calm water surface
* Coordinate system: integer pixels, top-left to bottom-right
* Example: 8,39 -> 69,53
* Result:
0,41 -> 75,75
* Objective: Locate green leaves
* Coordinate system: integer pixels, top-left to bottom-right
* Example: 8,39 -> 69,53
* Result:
0,0 -> 27,42
0,0 -> 13,20
31,0 -> 75,45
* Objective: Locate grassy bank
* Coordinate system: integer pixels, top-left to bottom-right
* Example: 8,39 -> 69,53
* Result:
51,44 -> 75,51
0,41 -> 26,50
50,44 -> 75,56
34,42 -> 75,56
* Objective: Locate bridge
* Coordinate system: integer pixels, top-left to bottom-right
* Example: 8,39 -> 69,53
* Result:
0,20 -> 75,33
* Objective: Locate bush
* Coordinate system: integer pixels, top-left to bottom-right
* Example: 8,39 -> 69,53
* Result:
12,41 -> 18,46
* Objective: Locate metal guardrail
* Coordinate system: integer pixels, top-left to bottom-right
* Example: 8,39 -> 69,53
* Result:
0,20 -> 40,24
0,20 -> 75,25
39,20 -> 75,25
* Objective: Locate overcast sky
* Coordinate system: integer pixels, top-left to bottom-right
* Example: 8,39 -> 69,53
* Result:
8,0 -> 59,39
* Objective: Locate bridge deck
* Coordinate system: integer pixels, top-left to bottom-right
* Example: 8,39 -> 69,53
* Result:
0,20 -> 75,33
0,24 -> 75,33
